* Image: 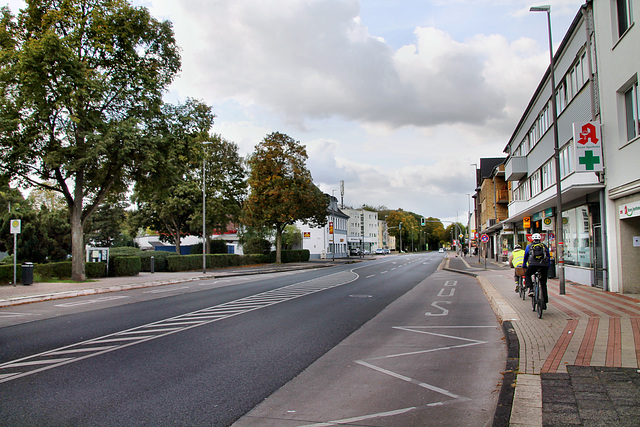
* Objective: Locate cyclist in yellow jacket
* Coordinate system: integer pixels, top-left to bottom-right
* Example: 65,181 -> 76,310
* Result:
509,244 -> 525,292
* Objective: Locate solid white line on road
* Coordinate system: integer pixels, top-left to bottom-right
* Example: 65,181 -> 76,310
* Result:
144,286 -> 190,294
299,407 -> 417,427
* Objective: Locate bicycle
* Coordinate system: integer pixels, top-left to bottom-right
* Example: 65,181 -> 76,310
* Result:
515,266 -> 527,300
530,271 -> 545,318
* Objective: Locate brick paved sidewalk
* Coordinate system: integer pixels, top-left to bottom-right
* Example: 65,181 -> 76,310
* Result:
446,254 -> 640,426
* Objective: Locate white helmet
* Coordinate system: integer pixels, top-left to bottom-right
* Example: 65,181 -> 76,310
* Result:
532,233 -> 542,241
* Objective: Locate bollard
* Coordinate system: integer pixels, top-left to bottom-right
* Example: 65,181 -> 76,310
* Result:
150,256 -> 155,274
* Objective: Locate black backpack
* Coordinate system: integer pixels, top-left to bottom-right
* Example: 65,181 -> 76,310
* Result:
528,242 -> 547,266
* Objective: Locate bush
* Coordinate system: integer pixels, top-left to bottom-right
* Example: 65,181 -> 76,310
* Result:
108,247 -> 142,276
243,238 -> 272,255
166,253 -> 271,272
269,250 -> 310,263
0,261 -> 107,284
0,264 -> 19,284
139,251 -> 174,272
113,256 -> 141,277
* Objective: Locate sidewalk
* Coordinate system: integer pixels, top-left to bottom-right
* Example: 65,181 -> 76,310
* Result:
446,254 -> 640,426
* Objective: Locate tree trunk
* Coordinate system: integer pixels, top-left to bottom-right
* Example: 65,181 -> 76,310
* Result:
275,224 -> 283,264
174,232 -> 181,255
70,199 -> 86,282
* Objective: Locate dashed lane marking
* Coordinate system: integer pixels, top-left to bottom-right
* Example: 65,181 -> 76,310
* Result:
0,270 -> 359,384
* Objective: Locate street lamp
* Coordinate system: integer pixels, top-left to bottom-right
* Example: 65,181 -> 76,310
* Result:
201,141 -> 213,274
530,5 -> 565,294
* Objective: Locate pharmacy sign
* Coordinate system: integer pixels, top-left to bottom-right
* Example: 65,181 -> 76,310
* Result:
573,121 -> 603,172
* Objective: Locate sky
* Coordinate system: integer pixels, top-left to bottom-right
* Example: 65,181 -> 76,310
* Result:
4,0 -> 586,225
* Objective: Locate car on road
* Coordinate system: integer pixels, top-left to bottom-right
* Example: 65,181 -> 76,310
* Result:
350,248 -> 361,256
375,248 -> 385,255
439,248 -> 444,253
383,248 -> 391,254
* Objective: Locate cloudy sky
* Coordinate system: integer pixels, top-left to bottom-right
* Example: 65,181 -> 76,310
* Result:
5,0 -> 586,224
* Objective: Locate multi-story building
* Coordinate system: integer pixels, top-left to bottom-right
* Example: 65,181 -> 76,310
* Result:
593,0 -> 640,293
297,195 -> 349,259
504,0 -> 616,286
342,208 -> 379,253
473,158 -> 508,260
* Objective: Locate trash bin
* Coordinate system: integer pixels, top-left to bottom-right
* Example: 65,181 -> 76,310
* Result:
548,258 -> 556,279
21,262 -> 34,285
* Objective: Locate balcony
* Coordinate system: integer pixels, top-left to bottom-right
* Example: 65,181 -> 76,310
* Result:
505,156 -> 527,181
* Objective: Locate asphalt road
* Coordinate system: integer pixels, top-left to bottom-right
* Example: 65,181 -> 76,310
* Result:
0,254 -> 505,426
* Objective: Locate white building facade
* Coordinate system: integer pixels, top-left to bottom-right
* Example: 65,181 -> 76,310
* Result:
342,208 -> 379,253
297,196 -> 349,259
504,4 -> 605,287
593,0 -> 640,292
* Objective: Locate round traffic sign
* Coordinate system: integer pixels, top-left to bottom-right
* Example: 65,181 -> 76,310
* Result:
481,234 -> 489,243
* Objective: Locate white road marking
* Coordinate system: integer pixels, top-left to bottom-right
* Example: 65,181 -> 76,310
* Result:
55,296 -> 130,307
0,269 -> 359,384
144,286 -> 190,294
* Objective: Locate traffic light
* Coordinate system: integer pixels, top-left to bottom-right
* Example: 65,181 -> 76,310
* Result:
421,217 -> 425,226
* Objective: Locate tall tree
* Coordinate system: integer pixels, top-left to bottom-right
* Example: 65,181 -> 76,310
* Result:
244,132 -> 328,263
130,99 -> 215,255
0,0 -> 180,280
189,133 -> 247,251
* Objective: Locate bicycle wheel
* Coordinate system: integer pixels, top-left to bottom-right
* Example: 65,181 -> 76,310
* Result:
536,283 -> 543,318
531,282 -> 537,311
519,276 -> 526,300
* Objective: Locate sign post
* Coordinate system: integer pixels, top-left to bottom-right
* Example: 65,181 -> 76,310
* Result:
10,219 -> 21,286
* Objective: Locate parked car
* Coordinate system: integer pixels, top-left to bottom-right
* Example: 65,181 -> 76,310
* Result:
383,248 -> 391,254
350,248 -> 361,256
363,249 -> 370,255
375,248 -> 385,255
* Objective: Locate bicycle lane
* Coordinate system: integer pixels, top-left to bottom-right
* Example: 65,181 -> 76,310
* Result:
233,267 -> 506,427
447,254 -> 640,426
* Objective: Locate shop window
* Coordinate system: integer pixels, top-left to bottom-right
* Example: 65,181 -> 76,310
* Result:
562,206 -> 592,268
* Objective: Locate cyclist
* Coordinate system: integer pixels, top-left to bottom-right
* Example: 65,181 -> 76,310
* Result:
523,233 -> 551,308
508,244 -> 526,292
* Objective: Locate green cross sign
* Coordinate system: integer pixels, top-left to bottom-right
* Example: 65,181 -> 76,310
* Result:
578,150 -> 600,171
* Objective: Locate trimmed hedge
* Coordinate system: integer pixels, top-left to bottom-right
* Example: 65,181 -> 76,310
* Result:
139,251 -> 175,272
0,261 -> 106,284
113,256 -> 141,277
166,253 -> 271,272
269,250 -> 310,263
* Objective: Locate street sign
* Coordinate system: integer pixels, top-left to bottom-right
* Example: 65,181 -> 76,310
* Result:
10,219 -> 21,234
542,217 -> 554,231
481,234 -> 489,243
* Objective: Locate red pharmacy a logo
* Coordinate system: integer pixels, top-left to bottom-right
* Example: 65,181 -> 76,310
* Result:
577,123 -> 598,145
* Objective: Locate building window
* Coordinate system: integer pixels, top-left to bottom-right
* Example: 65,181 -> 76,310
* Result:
530,171 -> 541,197
541,159 -> 555,190
624,82 -> 639,141
559,143 -> 573,178
616,0 -> 633,38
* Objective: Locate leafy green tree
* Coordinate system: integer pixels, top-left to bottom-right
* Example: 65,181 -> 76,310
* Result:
281,224 -> 302,250
243,132 -> 328,263
188,133 -> 246,252
84,194 -> 129,247
386,210 -> 418,252
0,0 -> 181,280
131,101 -> 245,255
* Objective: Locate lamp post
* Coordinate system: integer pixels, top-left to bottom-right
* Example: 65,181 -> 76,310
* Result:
201,141 -> 213,274
530,5 -> 565,294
